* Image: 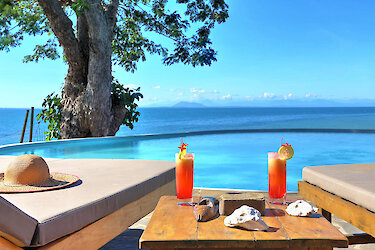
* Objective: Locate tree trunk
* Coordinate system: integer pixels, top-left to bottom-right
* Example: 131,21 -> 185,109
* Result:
38,0 -> 124,139
61,4 -> 114,138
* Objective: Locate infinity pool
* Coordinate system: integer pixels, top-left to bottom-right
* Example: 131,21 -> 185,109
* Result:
0,132 -> 374,191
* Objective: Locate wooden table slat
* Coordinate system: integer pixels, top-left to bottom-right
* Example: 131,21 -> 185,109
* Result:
251,202 -> 290,248
268,203 -> 348,248
197,216 -> 255,248
139,196 -> 198,248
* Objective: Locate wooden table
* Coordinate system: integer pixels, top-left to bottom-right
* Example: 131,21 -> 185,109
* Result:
140,195 -> 348,250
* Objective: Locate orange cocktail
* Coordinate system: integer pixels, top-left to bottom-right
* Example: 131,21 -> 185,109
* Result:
268,152 -> 287,202
175,153 -> 194,201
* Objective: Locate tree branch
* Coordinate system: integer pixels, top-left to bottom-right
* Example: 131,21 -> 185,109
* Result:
107,0 -> 119,28
119,4 -> 180,43
37,0 -> 82,67
84,0 -> 107,30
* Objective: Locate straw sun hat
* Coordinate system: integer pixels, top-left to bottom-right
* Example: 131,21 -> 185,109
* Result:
0,154 -> 79,193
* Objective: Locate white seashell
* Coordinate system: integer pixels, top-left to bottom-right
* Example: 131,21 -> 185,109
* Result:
285,200 -> 318,217
224,205 -> 269,231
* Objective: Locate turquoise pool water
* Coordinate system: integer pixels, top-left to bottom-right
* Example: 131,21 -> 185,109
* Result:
0,132 -> 374,191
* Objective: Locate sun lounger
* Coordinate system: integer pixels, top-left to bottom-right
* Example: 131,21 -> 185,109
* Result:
298,163 -> 375,245
0,156 -> 176,249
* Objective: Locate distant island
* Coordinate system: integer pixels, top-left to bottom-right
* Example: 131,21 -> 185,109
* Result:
172,101 -> 206,108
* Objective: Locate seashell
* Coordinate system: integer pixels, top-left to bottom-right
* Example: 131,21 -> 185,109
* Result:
285,200 -> 318,217
224,205 -> 269,231
194,197 -> 219,222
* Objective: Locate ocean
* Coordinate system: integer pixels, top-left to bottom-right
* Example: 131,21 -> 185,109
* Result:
1,107 -> 375,146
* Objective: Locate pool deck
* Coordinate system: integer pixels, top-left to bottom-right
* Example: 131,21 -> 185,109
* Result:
101,188 -> 375,250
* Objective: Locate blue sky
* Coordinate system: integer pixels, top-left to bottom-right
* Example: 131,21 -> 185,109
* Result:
1,0 -> 375,107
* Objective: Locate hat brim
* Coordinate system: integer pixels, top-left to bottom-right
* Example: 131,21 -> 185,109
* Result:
0,173 -> 80,193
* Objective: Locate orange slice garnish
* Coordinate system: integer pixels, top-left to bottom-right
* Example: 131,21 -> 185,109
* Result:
278,143 -> 294,160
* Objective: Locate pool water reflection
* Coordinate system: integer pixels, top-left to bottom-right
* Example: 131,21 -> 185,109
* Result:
0,132 -> 374,191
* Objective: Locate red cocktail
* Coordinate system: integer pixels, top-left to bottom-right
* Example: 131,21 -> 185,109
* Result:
175,143 -> 194,202
268,152 -> 286,202
175,153 -> 194,200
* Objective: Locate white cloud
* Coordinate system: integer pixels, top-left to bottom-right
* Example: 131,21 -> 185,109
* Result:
151,85 -> 161,89
190,88 -> 219,94
190,88 -> 205,94
221,94 -> 232,100
305,93 -> 317,98
283,93 -> 294,100
178,92 -> 183,96
262,92 -> 276,99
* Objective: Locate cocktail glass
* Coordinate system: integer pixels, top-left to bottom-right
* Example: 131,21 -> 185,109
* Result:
175,153 -> 194,203
268,152 -> 286,204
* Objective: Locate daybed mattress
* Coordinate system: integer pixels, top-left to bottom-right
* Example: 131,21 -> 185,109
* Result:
0,156 -> 175,247
302,163 -> 375,213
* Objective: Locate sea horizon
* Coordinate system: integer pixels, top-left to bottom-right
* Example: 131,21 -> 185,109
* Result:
1,106 -> 375,147
2,105 -> 375,109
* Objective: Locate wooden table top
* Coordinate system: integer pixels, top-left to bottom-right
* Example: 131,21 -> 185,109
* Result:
140,195 -> 348,249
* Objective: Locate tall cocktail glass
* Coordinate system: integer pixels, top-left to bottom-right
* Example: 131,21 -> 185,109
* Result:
175,153 -> 194,202
268,152 -> 286,204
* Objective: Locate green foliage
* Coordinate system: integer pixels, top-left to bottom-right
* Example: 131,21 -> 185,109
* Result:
36,92 -> 62,141
114,0 -> 229,71
23,39 -> 60,62
71,0 -> 91,15
1,0 -> 228,69
111,78 -> 144,129
37,80 -> 143,140
0,1 -> 50,53
112,19 -> 168,72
